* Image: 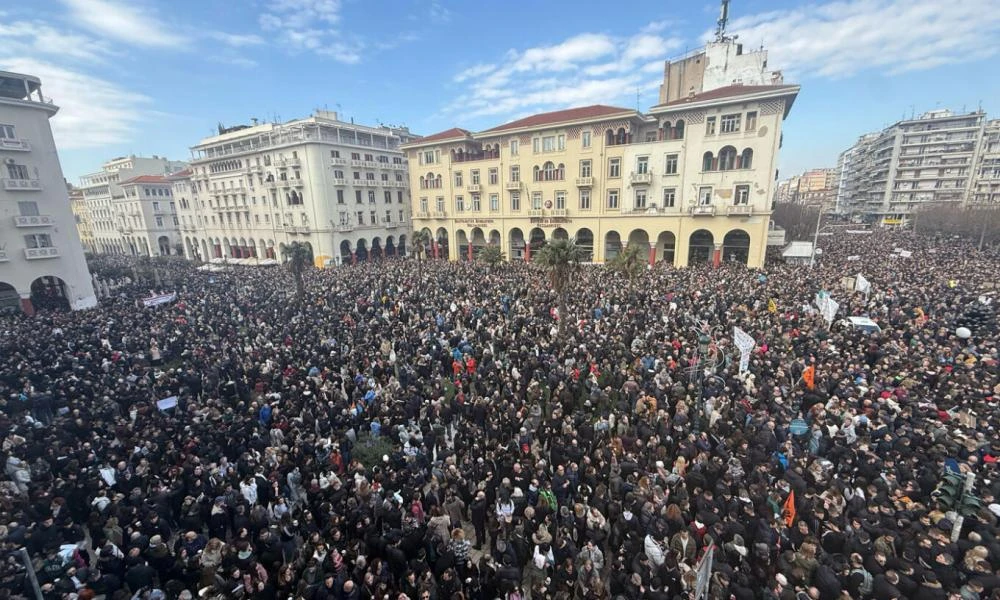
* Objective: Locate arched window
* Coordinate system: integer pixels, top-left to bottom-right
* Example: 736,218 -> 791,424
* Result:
660,121 -> 671,141
740,148 -> 753,169
702,151 -> 715,172
606,129 -> 615,146
719,146 -> 738,171
674,119 -> 685,140
615,128 -> 627,145
542,161 -> 556,181
556,163 -> 565,180
435,175 -> 442,188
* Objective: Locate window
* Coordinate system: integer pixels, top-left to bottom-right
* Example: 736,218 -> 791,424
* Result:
397,191 -> 404,203
488,168 -> 498,185
472,194 -> 481,211
331,150 -> 340,158
455,171 -> 463,187
510,165 -> 520,182
18,201 -> 39,216
662,188 -> 676,207
422,150 -> 435,164
531,192 -> 542,210
557,135 -> 565,150
607,190 -> 619,209
152,201 -> 161,211
721,113 -> 741,134
510,192 -> 520,211
698,186 -> 713,205
334,170 -> 344,179
706,117 -> 717,135
532,138 -> 540,154
555,191 -> 566,209
608,158 -> 621,178
735,184 -> 750,205
399,210 -> 404,221
23,234 -> 52,248
385,210 -> 392,223
420,197 -> 428,213
368,191 -> 376,203
580,160 -> 592,178
664,154 -> 678,175
719,147 -> 737,170
489,194 -> 499,211
635,190 -> 647,209
581,131 -> 591,148
155,216 -> 164,227
370,210 -> 376,224
510,140 -> 519,156
579,189 -> 591,210
353,171 -> 361,180
384,191 -> 392,203
636,156 -> 649,174
355,190 -> 363,203
357,211 -> 365,224
0,124 -> 15,139
456,195 -> 465,212
337,190 -> 345,204
366,173 -> 375,181
339,212 -> 349,225
740,148 -> 753,169
746,111 -> 758,132
542,136 -> 555,152
6,164 -> 29,180
436,197 -> 445,212
702,152 -> 715,172
471,169 -> 480,185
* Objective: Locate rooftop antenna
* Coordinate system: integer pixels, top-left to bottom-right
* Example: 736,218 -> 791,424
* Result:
715,0 -> 730,42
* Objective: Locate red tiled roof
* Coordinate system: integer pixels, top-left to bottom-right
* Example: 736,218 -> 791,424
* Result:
652,84 -> 799,108
412,127 -> 472,144
122,175 -> 169,185
480,104 -> 635,134
168,169 -> 192,179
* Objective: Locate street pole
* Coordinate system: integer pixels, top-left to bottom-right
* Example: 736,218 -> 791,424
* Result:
809,208 -> 822,270
18,548 -> 43,600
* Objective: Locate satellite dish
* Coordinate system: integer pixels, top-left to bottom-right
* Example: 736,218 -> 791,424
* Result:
956,327 -> 971,339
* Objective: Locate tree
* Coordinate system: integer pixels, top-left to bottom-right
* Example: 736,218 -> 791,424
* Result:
609,243 -> 645,281
282,241 -> 311,300
413,229 -> 431,279
478,244 -> 506,269
535,238 -> 585,338
771,202 -> 820,241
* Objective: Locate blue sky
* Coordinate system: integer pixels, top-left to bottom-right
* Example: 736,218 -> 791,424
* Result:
2,0 -> 999,184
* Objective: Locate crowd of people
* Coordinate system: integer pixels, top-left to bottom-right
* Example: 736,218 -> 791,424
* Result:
1,229 -> 998,600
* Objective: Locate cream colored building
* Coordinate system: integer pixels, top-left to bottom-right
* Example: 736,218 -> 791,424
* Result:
116,175 -> 183,256
403,83 -> 797,268
972,119 -> 1000,205
80,155 -> 188,255
69,187 -> 95,253
182,112 -> 415,266
0,70 -> 96,313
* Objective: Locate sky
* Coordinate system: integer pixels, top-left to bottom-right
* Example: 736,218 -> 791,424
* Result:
3,0 -> 1000,184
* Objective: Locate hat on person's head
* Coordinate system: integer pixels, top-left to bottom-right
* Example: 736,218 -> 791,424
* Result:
776,574 -> 788,587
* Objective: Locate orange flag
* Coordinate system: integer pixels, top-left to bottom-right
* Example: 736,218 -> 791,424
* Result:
782,491 -> 797,527
802,366 -> 815,390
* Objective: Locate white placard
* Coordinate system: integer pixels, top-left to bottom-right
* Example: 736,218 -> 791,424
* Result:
855,274 -> 871,294
733,327 -> 756,374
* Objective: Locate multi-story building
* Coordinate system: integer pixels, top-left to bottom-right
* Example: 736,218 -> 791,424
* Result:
971,120 -> 1000,205
0,70 -> 96,313
774,176 -> 800,204
116,175 -> 183,256
68,187 -> 95,253
836,110 -> 988,226
403,25 -> 797,269
183,111 -> 415,266
80,155 -> 187,254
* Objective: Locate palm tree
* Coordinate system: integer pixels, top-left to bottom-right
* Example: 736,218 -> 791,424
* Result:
535,237 -> 585,338
282,241 -> 311,300
478,244 -> 506,269
413,229 -> 431,279
609,242 -> 645,281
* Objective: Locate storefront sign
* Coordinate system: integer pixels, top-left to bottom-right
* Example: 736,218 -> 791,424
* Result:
455,219 -> 494,226
529,217 -> 571,227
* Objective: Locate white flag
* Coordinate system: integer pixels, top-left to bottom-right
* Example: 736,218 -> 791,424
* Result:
733,327 -> 756,375
822,297 -> 839,324
855,274 -> 871,294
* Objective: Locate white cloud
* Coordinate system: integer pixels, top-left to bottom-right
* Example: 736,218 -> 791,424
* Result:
259,0 -> 367,63
725,0 -> 1000,78
0,58 -> 150,149
207,31 -> 264,48
446,25 -> 680,120
60,0 -> 187,48
0,20 -> 115,63
429,1 -> 452,23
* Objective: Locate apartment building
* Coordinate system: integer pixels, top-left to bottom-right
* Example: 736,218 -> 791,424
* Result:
68,187 -> 95,253
972,120 -> 1000,205
0,70 -> 96,313
80,155 -> 188,255
182,111 -> 415,266
776,168 -> 838,208
404,82 -> 797,268
837,110 -> 988,225
116,175 -> 183,256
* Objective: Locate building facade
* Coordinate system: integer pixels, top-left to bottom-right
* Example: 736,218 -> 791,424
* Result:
0,70 -> 96,313
117,175 -> 183,256
836,110 -> 990,225
80,155 -> 188,255
403,82 -> 798,269
182,111 -> 415,267
972,120 -> 1000,205
69,187 -> 95,253
776,169 -> 838,208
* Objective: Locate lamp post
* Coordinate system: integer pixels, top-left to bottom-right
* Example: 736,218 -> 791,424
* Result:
808,208 -> 823,270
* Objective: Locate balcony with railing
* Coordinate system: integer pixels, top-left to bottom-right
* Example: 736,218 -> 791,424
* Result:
13,214 -> 54,227
505,181 -> 521,191
528,209 -> 543,217
2,178 -> 42,191
276,157 -> 300,167
24,246 -> 60,259
0,137 -> 30,151
630,171 -> 653,185
332,177 -> 347,185
467,183 -> 481,193
414,211 -> 430,219
727,205 -> 753,215
575,177 -> 593,187
332,157 -> 348,166
689,204 -> 716,216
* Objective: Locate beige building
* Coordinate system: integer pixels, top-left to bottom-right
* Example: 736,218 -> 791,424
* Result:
972,119 -> 1000,205
117,175 -> 183,256
403,82 -> 797,268
0,70 -> 96,313
181,112 -> 415,266
69,187 -> 95,253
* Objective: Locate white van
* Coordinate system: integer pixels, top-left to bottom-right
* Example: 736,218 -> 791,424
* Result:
839,316 -> 882,334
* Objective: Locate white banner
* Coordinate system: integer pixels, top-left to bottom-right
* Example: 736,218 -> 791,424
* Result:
733,327 -> 756,375
855,274 -> 871,294
899,250 -> 912,258
142,292 -> 177,308
822,297 -> 839,324
694,545 -> 714,600
814,291 -> 829,313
